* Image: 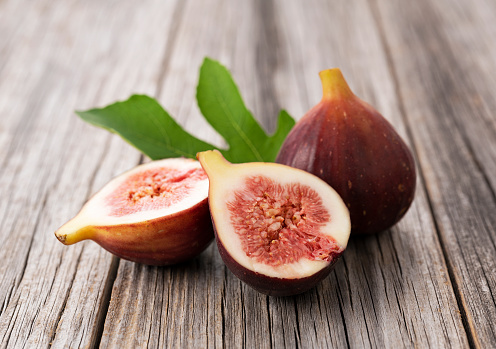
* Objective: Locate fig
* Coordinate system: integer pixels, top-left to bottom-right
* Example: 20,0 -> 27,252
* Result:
276,69 -> 416,234
55,158 -> 214,265
197,150 -> 350,296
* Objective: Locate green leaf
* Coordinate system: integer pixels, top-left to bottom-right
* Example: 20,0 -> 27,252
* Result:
196,57 -> 295,163
76,95 -> 215,160
76,58 -> 295,163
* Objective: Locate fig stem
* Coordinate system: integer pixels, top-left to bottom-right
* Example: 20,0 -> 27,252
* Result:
55,218 -> 94,245
319,68 -> 354,101
197,150 -> 232,177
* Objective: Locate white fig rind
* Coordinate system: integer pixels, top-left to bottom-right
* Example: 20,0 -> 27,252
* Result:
57,158 -> 208,237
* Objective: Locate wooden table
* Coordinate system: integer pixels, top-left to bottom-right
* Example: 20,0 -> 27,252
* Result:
1,0 -> 495,347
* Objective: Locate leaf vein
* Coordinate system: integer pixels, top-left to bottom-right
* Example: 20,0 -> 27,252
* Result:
212,84 -> 264,162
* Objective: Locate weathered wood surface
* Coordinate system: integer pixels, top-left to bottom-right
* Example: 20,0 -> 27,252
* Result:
0,0 -> 495,348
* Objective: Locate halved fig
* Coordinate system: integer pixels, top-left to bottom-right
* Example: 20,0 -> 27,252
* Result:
55,158 -> 213,265
197,150 -> 350,296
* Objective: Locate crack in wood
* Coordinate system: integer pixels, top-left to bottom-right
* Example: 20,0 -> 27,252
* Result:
360,261 -> 379,324
340,257 -> 354,310
392,275 -> 413,344
0,283 -> 14,316
335,282 -> 351,349
292,297 -> 301,348
91,255 -> 120,349
265,295 -> 273,349
47,243 -> 87,348
359,300 -> 374,346
15,190 -> 49,298
389,236 -> 404,279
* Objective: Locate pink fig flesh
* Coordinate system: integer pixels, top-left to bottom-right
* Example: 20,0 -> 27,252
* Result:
55,158 -> 214,265
276,69 -> 416,234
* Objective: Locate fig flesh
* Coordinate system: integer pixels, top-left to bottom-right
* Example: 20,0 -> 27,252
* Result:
197,150 -> 350,296
276,69 -> 416,234
55,158 -> 213,265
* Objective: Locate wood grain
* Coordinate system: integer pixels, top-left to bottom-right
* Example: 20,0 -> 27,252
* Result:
271,0 -> 469,347
100,0 -> 469,348
375,0 -> 496,346
0,0 -> 177,347
0,0 -> 495,347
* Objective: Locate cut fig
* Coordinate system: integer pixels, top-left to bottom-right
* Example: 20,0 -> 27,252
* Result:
197,150 -> 350,296
276,68 -> 416,234
55,158 -> 213,265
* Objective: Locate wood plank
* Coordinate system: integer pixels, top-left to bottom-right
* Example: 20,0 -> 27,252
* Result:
0,0 -> 179,347
374,0 -> 496,346
99,1 -> 268,347
273,0 -> 469,347
100,0 -> 469,348
1,0 -> 492,347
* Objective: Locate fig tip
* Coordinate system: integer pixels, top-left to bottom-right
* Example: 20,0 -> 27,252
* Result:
54,218 -> 94,245
55,232 -> 67,244
319,68 -> 353,101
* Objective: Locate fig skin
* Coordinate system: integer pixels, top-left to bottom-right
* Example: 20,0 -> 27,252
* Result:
216,239 -> 341,296
276,69 -> 416,234
197,150 -> 350,296
55,158 -> 214,266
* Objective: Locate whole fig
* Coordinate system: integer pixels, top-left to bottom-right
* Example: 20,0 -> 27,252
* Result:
276,69 -> 416,234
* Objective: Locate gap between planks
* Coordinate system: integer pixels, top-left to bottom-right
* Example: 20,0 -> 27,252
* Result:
86,0 -> 189,344
369,0 -> 485,347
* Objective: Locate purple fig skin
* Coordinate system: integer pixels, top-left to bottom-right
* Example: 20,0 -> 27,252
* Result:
276,69 -> 416,234
86,198 -> 214,266
214,225 -> 342,296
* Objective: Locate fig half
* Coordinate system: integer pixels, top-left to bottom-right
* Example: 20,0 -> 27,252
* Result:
277,69 -> 416,234
197,150 -> 350,296
55,158 -> 214,265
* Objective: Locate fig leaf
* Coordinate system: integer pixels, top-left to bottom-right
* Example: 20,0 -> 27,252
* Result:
197,58 -> 295,162
76,58 -> 295,163
76,95 -> 215,160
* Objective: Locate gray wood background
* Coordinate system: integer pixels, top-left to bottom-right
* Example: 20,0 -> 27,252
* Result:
1,0 -> 495,348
